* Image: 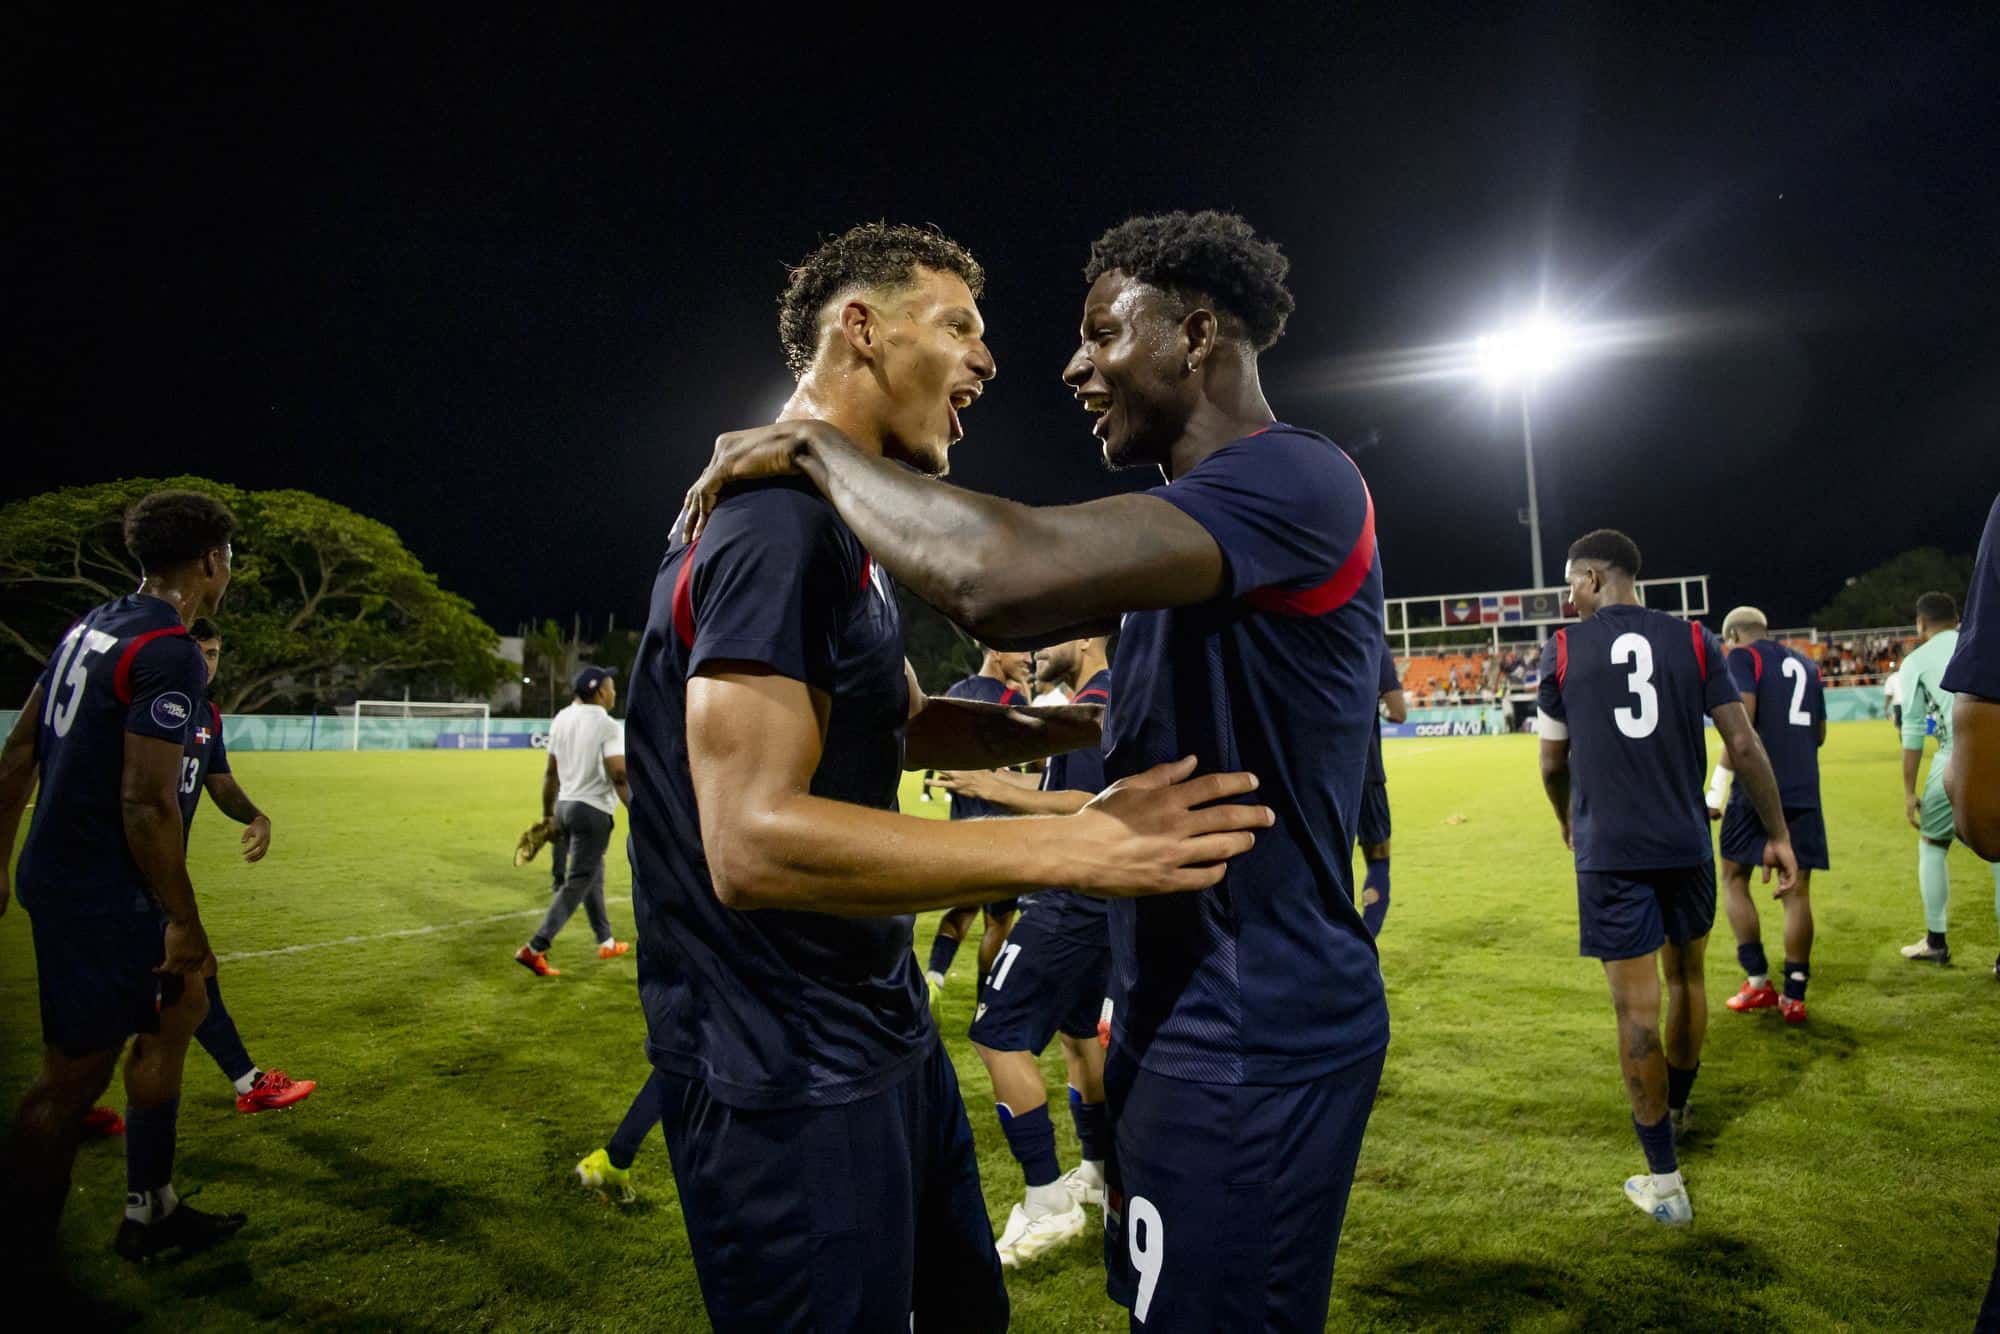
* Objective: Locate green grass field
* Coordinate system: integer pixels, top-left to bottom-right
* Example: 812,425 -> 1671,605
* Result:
4,725 -> 1996,1331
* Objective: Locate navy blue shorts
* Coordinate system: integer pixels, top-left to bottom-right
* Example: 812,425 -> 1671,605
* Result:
1103,1045 -> 1385,1331
1357,780 -> 1391,847
967,911 -> 1109,1054
1719,800 -> 1830,872
657,1040 -> 1007,1334
29,910 -> 169,1057
1576,863 -> 1717,961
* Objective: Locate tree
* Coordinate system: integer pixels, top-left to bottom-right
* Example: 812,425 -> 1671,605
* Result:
0,477 -> 504,712
1809,547 -> 1974,630
899,587 -> 983,693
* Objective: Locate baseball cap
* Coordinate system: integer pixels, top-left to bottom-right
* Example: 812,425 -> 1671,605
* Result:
573,665 -> 616,700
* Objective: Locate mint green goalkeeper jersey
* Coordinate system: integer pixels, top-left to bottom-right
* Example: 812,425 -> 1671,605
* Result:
1899,628 -> 1960,754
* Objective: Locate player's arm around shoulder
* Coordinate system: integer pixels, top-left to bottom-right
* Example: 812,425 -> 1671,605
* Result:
685,665 -> 1270,915
903,661 -> 1104,770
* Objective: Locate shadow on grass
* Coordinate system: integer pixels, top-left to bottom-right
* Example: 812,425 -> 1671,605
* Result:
1347,1231 -> 1781,1333
1691,1014 -> 1861,1144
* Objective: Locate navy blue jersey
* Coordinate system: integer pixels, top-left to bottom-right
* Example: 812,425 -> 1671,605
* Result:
1943,493 -> 2000,700
1103,424 -> 1388,1085
1020,669 -> 1113,939
17,595 -> 207,917
1365,641 -> 1399,785
941,673 -> 1026,822
1537,605 -> 1737,872
1726,640 -> 1823,807
625,478 -> 924,1110
178,701 -> 229,835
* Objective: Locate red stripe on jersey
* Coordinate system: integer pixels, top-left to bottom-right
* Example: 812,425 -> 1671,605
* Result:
210,702 -> 223,732
671,546 -> 697,649
1555,628 -> 1569,687
1243,476 -> 1378,618
860,553 -> 873,592
112,626 -> 191,704
1747,645 -> 1763,682
999,687 -> 1024,706
1072,688 -> 1110,703
1690,623 -> 1708,680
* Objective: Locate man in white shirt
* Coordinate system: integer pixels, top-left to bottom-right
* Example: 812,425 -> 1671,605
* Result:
515,666 -> 630,977
1883,664 -> 1903,730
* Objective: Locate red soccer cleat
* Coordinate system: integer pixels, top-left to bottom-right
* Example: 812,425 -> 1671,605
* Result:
597,940 -> 631,960
82,1105 -> 126,1138
1778,996 -> 1808,1025
1725,980 -> 1780,1012
515,945 -> 561,977
237,1069 -> 317,1114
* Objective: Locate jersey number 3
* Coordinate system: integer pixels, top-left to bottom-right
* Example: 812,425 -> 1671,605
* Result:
1610,633 -> 1659,739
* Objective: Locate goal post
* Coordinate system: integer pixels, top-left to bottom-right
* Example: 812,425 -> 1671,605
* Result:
349,700 -> 492,750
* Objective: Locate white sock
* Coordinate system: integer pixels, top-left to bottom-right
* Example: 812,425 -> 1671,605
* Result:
1024,1180 -> 1072,1218
1076,1159 -> 1105,1186
599,938 -> 616,951
925,971 -> 945,989
125,1182 -> 178,1224
233,1069 -> 262,1096
1747,973 -> 1769,989
1650,1170 -> 1684,1195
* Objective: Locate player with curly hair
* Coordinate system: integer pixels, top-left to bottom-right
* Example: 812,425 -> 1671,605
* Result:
684,210 -> 1389,1331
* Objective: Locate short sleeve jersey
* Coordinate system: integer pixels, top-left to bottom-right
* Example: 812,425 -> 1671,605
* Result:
178,701 -> 230,835
1366,641 -> 1400,786
1536,605 -> 1737,871
1725,640 -> 1824,808
941,673 -> 1026,822
17,595 -> 208,917
1020,668 -> 1113,941
1942,494 -> 2000,700
1900,629 -> 1960,755
624,479 -> 921,1111
1104,424 -> 1388,1085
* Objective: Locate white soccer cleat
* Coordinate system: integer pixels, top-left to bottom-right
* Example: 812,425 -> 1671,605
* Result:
1623,1174 -> 1693,1228
1899,937 -> 1950,964
1059,1162 -> 1105,1210
995,1198 -> 1089,1268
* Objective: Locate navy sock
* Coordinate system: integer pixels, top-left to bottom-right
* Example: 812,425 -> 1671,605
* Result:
1068,1086 -> 1108,1162
1666,1062 -> 1699,1113
1360,858 -> 1391,937
1737,941 -> 1769,980
125,1099 -> 180,1196
996,1102 -> 1060,1188
927,931 -> 961,978
1633,1112 -> 1678,1176
194,975 -> 256,1084
1782,961 -> 1810,1001
1927,929 -> 1948,951
607,1070 -> 666,1171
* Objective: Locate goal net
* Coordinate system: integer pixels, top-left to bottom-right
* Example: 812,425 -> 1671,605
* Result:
349,700 -> 492,750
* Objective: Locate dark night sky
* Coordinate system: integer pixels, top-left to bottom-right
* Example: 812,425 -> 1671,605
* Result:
9,7 -> 1998,637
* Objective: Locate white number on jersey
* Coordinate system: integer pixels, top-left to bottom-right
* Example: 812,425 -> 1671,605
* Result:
1781,656 -> 1812,726
1127,1193 -> 1165,1323
1609,632 -> 1659,739
44,627 -> 118,739
180,757 -> 201,795
987,940 -> 1022,991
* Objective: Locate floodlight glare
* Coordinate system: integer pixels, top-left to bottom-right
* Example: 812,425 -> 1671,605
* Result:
1476,317 -> 1571,386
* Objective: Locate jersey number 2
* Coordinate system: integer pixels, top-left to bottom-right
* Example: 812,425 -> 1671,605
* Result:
1610,633 -> 1659,739
1780,657 -> 1812,726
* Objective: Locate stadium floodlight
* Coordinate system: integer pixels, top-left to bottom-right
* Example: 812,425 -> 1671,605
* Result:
1476,313 -> 1578,595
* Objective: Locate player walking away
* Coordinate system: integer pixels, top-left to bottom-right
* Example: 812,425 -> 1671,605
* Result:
1705,606 -> 1828,1024
515,666 -> 630,977
685,210 -> 1390,1332
923,645 -> 1032,1005
0,490 -> 248,1265
1939,495 -> 2000,1324
1360,642 -> 1408,936
1896,592 -> 2000,966
934,637 -> 1114,1268
629,222 -> 1269,1333
1537,530 -> 1798,1228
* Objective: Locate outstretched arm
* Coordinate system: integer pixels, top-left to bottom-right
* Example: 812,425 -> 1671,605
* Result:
930,768 -> 1094,816
686,662 -> 1270,915
905,696 -> 1103,771
0,686 -> 44,916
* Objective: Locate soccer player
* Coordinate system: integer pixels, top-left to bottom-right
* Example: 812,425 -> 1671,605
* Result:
934,636 -> 1114,1268
574,1069 -> 666,1205
1896,591 -> 2000,966
515,665 -> 630,977
0,490 -> 247,1263
1939,493 -> 2000,1324
627,221 -> 1270,1333
1537,529 -> 1798,1227
922,645 -> 1032,1002
1704,606 -> 1828,1023
683,210 -> 1388,1332
1360,643 -> 1407,936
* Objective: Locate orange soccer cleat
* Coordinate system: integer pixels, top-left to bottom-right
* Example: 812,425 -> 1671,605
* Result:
598,940 -> 631,960
82,1105 -> 126,1138
237,1069 -> 317,1114
1725,980 -> 1780,1013
515,945 -> 561,977
1778,996 -> 1808,1025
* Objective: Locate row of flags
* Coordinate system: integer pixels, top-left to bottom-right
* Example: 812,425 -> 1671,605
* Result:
1442,591 -> 1567,625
